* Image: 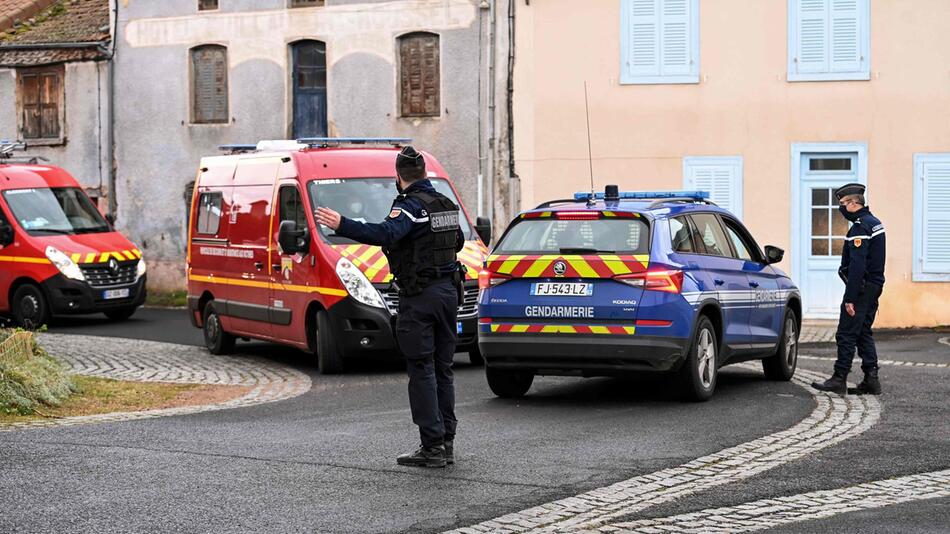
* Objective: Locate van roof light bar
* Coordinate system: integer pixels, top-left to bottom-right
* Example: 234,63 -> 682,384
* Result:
296,137 -> 412,148
573,190 -> 711,202
218,144 -> 258,154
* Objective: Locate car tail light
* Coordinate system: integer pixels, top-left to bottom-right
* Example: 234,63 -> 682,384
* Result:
555,211 -> 600,220
478,270 -> 510,290
615,266 -> 684,293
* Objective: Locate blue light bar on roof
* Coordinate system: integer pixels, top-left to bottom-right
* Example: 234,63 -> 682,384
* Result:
296,137 -> 411,147
573,190 -> 710,201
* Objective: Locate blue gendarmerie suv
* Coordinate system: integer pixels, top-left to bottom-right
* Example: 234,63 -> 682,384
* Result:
477,186 -> 801,401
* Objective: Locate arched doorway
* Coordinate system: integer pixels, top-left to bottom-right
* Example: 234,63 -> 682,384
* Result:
290,40 -> 327,138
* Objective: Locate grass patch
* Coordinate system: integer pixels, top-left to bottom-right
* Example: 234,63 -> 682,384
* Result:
146,290 -> 188,308
0,329 -> 76,416
0,375 -> 251,424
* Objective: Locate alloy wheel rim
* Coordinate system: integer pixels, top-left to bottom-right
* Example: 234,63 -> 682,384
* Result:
785,318 -> 798,367
697,329 -> 714,389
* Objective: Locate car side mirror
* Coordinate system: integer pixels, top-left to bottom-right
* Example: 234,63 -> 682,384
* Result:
764,245 -> 784,264
278,220 -> 309,254
0,223 -> 13,247
475,216 -> 492,244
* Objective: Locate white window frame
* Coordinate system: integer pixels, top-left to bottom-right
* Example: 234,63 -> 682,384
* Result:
787,0 -> 871,82
912,153 -> 950,282
682,156 -> 743,219
620,0 -> 700,85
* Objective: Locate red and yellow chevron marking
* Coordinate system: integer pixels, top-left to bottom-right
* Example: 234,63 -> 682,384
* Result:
332,241 -> 488,283
487,323 -> 636,335
69,249 -> 143,265
484,254 -> 649,278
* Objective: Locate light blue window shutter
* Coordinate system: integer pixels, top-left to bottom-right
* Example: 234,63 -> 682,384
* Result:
660,0 -> 691,76
830,0 -> 861,73
626,0 -> 660,77
683,157 -> 743,219
797,0 -> 829,74
922,162 -> 950,273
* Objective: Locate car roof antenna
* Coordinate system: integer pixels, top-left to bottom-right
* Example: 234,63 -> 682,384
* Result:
583,81 -> 596,207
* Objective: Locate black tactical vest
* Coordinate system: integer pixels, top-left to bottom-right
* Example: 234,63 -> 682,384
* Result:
384,190 -> 460,295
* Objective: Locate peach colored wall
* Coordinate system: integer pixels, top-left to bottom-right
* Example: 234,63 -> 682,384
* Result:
512,0 -> 950,327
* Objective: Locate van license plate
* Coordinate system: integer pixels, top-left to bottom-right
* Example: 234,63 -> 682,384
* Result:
531,282 -> 593,296
102,288 -> 130,300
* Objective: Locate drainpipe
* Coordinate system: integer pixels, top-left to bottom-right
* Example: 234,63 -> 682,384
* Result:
486,0 -> 496,226
107,0 -> 117,220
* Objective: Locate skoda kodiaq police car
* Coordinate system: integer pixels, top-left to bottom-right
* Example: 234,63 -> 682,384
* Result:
477,187 -> 801,401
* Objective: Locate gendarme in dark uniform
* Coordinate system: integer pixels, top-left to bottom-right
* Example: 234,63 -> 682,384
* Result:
315,146 -> 463,468
812,183 -> 886,395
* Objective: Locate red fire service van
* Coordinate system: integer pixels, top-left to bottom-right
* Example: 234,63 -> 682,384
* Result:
186,138 -> 490,373
0,142 -> 146,328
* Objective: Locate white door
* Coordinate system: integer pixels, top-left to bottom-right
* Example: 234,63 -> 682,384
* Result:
798,153 -> 858,318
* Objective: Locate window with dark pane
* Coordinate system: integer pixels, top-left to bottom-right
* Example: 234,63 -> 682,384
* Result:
279,186 -> 307,229
17,65 -> 63,140
399,32 -> 440,117
191,45 -> 229,124
198,0 -> 218,10
809,158 -> 852,171
809,186 -> 851,257
291,0 -> 324,6
196,192 -> 223,235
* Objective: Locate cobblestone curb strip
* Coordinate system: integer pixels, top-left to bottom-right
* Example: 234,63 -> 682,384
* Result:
605,469 -> 950,533
447,366 -> 882,534
799,354 -> 950,369
0,334 -> 312,431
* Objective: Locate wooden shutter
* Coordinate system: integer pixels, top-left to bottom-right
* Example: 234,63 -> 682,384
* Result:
660,0 -> 691,76
796,0 -> 829,73
684,157 -> 743,219
921,162 -> 950,273
399,33 -> 440,117
192,46 -> 228,124
626,0 -> 660,77
18,66 -> 62,140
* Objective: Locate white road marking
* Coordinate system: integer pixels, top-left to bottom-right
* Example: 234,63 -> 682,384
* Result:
799,354 -> 950,369
606,469 -> 950,533
938,336 -> 950,347
447,366 -> 882,533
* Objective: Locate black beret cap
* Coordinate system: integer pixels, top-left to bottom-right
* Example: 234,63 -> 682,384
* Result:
834,182 -> 865,200
396,145 -> 425,169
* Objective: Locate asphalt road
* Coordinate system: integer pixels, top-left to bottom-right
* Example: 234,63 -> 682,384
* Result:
1,311 -> 947,533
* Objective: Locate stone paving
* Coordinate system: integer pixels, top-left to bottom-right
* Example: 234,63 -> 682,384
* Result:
799,321 -> 837,344
446,366 -> 883,534
604,469 -> 950,533
0,334 -> 312,431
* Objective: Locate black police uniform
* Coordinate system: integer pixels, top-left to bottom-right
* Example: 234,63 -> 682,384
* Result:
833,204 -> 886,375
335,179 -> 464,452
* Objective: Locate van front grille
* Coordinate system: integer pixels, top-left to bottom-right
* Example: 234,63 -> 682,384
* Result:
379,283 -> 479,319
80,260 -> 138,287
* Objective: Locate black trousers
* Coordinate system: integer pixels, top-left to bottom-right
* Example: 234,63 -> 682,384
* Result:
834,283 -> 883,375
396,277 -> 458,448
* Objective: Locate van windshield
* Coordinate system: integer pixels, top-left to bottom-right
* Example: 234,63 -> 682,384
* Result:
2,187 -> 110,236
495,217 -> 650,255
308,178 -> 472,243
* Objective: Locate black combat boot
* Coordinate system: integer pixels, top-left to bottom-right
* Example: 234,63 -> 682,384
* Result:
811,370 -> 848,394
396,445 -> 446,468
848,369 -> 882,395
444,440 -> 454,465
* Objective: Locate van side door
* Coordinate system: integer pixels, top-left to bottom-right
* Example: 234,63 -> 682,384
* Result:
269,182 -> 311,346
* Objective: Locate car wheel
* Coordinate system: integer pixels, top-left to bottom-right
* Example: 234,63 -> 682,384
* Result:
12,284 -> 50,330
104,307 -> 138,321
316,310 -> 344,374
680,316 -> 718,402
468,345 -> 485,366
763,309 -> 798,381
203,302 -> 235,355
485,366 -> 533,398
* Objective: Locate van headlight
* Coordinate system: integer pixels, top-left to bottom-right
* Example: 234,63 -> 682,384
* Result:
45,246 -> 85,281
136,257 -> 147,279
335,258 -> 385,308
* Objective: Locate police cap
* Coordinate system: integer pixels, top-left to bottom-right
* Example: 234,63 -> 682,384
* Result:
834,182 -> 865,200
396,145 -> 425,171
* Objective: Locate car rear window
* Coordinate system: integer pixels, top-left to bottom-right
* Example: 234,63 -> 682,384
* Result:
495,218 -> 649,254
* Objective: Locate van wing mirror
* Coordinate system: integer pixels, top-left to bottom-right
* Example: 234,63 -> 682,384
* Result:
278,220 -> 310,254
764,245 -> 784,264
475,216 -> 492,245
0,223 -> 13,247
